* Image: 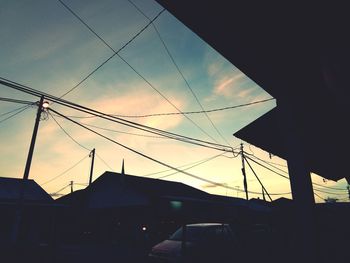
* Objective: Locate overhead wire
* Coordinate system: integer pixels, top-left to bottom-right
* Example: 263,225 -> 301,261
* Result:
1,79 -> 289,196
49,112 -> 114,171
243,156 -> 273,201
95,153 -> 114,171
245,153 -> 348,193
157,152 -> 230,179
0,77 -> 233,152
49,107 -> 290,196
50,183 -> 71,196
57,0 -> 165,99
245,155 -> 290,179
47,98 -> 275,119
49,112 -> 91,151
57,0 -> 220,144
76,121 -> 167,139
0,104 -> 32,124
41,154 -> 89,186
0,104 -> 31,118
126,0 -> 232,146
314,192 -> 325,201
142,152 -> 231,177
0,97 -> 34,105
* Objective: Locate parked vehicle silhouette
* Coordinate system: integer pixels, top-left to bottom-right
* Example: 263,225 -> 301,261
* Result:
148,223 -> 242,263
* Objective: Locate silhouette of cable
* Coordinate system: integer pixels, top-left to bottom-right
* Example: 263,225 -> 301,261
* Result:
57,0 -> 219,144
245,155 -> 290,179
157,152 -> 229,179
313,188 -> 349,196
79,121 -> 167,139
0,104 -> 31,124
52,110 -> 229,152
48,98 -> 275,118
127,0 -> 233,146
244,156 -> 273,201
0,97 -> 34,105
57,0 -> 165,99
0,77 -> 234,152
142,152 -> 231,177
50,112 -> 91,151
41,154 -> 89,185
0,104 -> 31,118
50,112 -> 115,171
314,192 -> 325,201
95,153 -> 114,171
246,152 -> 289,174
245,154 -> 348,193
247,152 -> 348,191
50,183 -> 71,196
50,107 -> 291,196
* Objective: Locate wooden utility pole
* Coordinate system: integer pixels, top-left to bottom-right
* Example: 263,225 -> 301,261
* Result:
88,148 -> 95,185
240,143 -> 249,200
70,181 -> 74,193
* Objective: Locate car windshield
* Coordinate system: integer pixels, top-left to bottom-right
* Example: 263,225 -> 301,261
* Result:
169,226 -> 206,241
169,225 -> 223,242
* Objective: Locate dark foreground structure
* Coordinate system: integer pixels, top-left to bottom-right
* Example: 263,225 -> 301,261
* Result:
1,173 -> 349,263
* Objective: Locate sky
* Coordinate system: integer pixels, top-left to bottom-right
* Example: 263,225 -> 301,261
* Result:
0,0 -> 348,202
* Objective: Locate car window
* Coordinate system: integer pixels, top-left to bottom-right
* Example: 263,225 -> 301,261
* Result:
169,226 -> 208,242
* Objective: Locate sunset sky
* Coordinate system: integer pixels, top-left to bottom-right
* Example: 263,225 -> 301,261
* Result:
1,0 -> 348,202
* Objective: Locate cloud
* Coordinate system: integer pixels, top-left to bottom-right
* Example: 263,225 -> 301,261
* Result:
213,73 -> 246,98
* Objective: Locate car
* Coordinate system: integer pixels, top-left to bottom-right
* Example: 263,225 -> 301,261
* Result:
148,223 -> 242,263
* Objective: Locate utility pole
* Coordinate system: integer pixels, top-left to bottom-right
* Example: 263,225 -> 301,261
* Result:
240,143 -> 249,200
262,187 -> 266,201
88,148 -> 95,185
70,181 -> 74,193
22,96 -> 45,183
12,96 -> 46,244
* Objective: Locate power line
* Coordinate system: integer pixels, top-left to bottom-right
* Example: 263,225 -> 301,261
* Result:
245,154 -> 348,192
77,121 -> 167,139
0,97 -> 34,105
246,152 -> 289,174
49,112 -> 91,151
52,109 -> 231,152
127,0 -> 231,146
245,155 -> 290,179
244,155 -> 273,201
57,0 -> 165,99
50,112 -> 115,171
313,188 -> 349,196
143,152 -> 234,177
41,154 -> 89,186
47,98 -> 275,118
0,104 -> 31,118
49,107 -> 290,196
57,0 -> 219,144
96,152 -> 114,171
0,77 -> 234,153
157,152 -> 229,179
0,104 -> 31,124
314,192 -> 325,201
50,183 -> 71,196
